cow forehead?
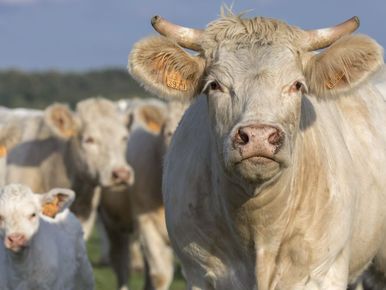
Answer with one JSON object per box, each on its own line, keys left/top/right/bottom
{"left": 81, "top": 120, "right": 127, "bottom": 138}
{"left": 0, "top": 185, "right": 39, "bottom": 215}
{"left": 201, "top": 15, "right": 304, "bottom": 59}
{"left": 208, "top": 46, "right": 302, "bottom": 86}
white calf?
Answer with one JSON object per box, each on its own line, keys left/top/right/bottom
{"left": 0, "top": 184, "right": 94, "bottom": 290}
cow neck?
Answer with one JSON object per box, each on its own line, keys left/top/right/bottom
{"left": 251, "top": 128, "right": 332, "bottom": 290}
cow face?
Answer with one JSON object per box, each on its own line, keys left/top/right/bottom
{"left": 45, "top": 98, "right": 134, "bottom": 187}
{"left": 202, "top": 45, "right": 305, "bottom": 185}
{"left": 129, "top": 13, "right": 383, "bottom": 192}
{"left": 0, "top": 184, "right": 74, "bottom": 253}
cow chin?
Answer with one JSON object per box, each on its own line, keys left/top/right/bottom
{"left": 234, "top": 157, "right": 282, "bottom": 184}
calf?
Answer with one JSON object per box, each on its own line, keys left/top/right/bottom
{"left": 0, "top": 184, "right": 94, "bottom": 290}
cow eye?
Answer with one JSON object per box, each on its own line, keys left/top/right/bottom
{"left": 29, "top": 213, "right": 37, "bottom": 219}
{"left": 84, "top": 137, "right": 95, "bottom": 144}
{"left": 294, "top": 81, "right": 303, "bottom": 91}
{"left": 209, "top": 80, "right": 221, "bottom": 91}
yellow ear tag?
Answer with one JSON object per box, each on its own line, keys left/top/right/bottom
{"left": 0, "top": 146, "right": 7, "bottom": 158}
{"left": 42, "top": 197, "right": 60, "bottom": 218}
{"left": 147, "top": 120, "right": 161, "bottom": 133}
{"left": 326, "top": 71, "right": 345, "bottom": 89}
{"left": 166, "top": 72, "right": 188, "bottom": 91}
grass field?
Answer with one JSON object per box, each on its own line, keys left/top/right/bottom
{"left": 87, "top": 230, "right": 186, "bottom": 290}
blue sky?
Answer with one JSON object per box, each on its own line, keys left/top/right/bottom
{"left": 0, "top": 0, "right": 385, "bottom": 71}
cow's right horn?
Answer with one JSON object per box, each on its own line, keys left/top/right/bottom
{"left": 303, "top": 16, "right": 360, "bottom": 51}
{"left": 151, "top": 15, "right": 203, "bottom": 51}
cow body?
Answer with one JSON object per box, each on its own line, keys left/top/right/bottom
{"left": 129, "top": 11, "right": 386, "bottom": 290}
{"left": 165, "top": 85, "right": 386, "bottom": 289}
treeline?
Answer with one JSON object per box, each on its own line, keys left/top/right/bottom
{"left": 0, "top": 68, "right": 149, "bottom": 109}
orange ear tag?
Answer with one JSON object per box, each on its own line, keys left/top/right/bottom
{"left": 147, "top": 121, "right": 161, "bottom": 133}
{"left": 42, "top": 197, "right": 60, "bottom": 218}
{"left": 0, "top": 146, "right": 7, "bottom": 158}
{"left": 326, "top": 71, "right": 345, "bottom": 89}
{"left": 166, "top": 72, "right": 188, "bottom": 91}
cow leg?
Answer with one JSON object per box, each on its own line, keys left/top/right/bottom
{"left": 104, "top": 222, "right": 130, "bottom": 290}
{"left": 138, "top": 214, "right": 174, "bottom": 290}
{"left": 96, "top": 213, "right": 110, "bottom": 266}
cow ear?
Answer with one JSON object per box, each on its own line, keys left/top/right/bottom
{"left": 0, "top": 122, "right": 21, "bottom": 157}
{"left": 137, "top": 104, "right": 167, "bottom": 134}
{"left": 40, "top": 188, "right": 75, "bottom": 218}
{"left": 44, "top": 104, "right": 79, "bottom": 139}
{"left": 129, "top": 36, "right": 205, "bottom": 101}
{"left": 304, "top": 35, "right": 384, "bottom": 99}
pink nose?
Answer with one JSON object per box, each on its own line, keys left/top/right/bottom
{"left": 112, "top": 167, "right": 134, "bottom": 185}
{"left": 5, "top": 233, "right": 27, "bottom": 249}
{"left": 233, "top": 125, "right": 284, "bottom": 158}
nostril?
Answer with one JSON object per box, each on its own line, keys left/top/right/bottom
{"left": 237, "top": 129, "right": 249, "bottom": 145}
{"left": 112, "top": 168, "right": 132, "bottom": 183}
{"left": 268, "top": 130, "right": 284, "bottom": 147}
{"left": 7, "top": 234, "right": 25, "bottom": 244}
{"left": 112, "top": 171, "right": 119, "bottom": 180}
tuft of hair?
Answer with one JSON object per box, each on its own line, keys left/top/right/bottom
{"left": 201, "top": 13, "right": 304, "bottom": 61}
{"left": 304, "top": 34, "right": 384, "bottom": 99}
{"left": 129, "top": 36, "right": 205, "bottom": 101}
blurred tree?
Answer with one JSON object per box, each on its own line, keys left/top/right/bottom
{"left": 0, "top": 68, "right": 149, "bottom": 109}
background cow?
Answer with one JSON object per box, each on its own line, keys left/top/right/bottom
{"left": 100, "top": 98, "right": 188, "bottom": 290}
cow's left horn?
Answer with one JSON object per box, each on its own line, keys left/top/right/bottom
{"left": 303, "top": 16, "right": 360, "bottom": 51}
{"left": 151, "top": 15, "right": 203, "bottom": 51}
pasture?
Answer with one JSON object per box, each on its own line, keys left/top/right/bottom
{"left": 87, "top": 229, "right": 186, "bottom": 290}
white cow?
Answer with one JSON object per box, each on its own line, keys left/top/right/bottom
{"left": 100, "top": 98, "right": 187, "bottom": 290}
{"left": 0, "top": 184, "right": 94, "bottom": 290}
{"left": 129, "top": 11, "right": 386, "bottom": 290}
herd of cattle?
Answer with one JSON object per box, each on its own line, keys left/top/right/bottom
{"left": 0, "top": 9, "right": 386, "bottom": 290}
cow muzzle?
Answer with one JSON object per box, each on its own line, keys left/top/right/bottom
{"left": 233, "top": 124, "right": 284, "bottom": 162}
{"left": 5, "top": 233, "right": 28, "bottom": 253}
{"left": 111, "top": 166, "right": 135, "bottom": 186}
{"left": 226, "top": 124, "right": 286, "bottom": 182}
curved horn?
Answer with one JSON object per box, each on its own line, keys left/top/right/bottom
{"left": 303, "top": 16, "right": 360, "bottom": 51}
{"left": 151, "top": 15, "right": 203, "bottom": 51}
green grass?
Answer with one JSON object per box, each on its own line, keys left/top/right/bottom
{"left": 87, "top": 230, "right": 186, "bottom": 290}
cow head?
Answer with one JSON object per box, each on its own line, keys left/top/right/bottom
{"left": 44, "top": 98, "right": 134, "bottom": 187}
{"left": 129, "top": 12, "right": 383, "bottom": 192}
{"left": 0, "top": 184, "right": 74, "bottom": 253}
